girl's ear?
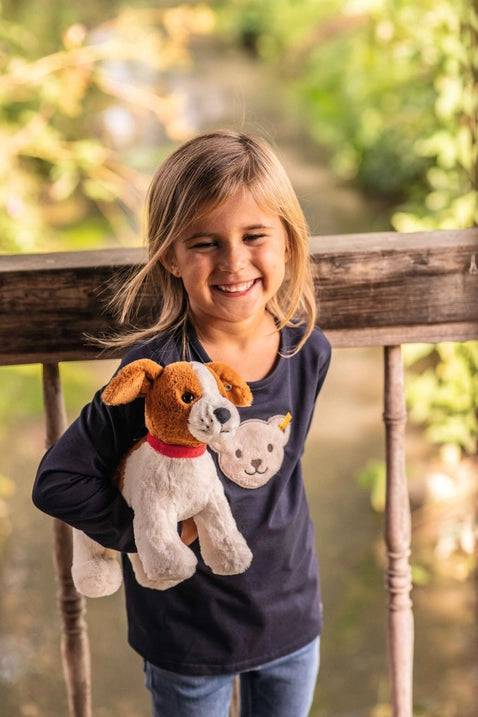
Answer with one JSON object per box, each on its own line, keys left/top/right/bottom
{"left": 159, "top": 251, "right": 181, "bottom": 277}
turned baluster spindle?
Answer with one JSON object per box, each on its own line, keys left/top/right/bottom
{"left": 42, "top": 363, "right": 92, "bottom": 717}
{"left": 383, "top": 346, "right": 414, "bottom": 717}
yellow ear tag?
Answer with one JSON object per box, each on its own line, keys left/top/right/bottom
{"left": 278, "top": 412, "right": 292, "bottom": 431}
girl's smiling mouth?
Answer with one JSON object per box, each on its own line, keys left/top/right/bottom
{"left": 214, "top": 279, "right": 259, "bottom": 294}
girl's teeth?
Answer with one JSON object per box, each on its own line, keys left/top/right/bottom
{"left": 217, "top": 280, "right": 254, "bottom": 293}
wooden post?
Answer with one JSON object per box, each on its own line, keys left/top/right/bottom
{"left": 383, "top": 346, "right": 414, "bottom": 717}
{"left": 42, "top": 363, "right": 92, "bottom": 717}
{"left": 229, "top": 676, "right": 240, "bottom": 717}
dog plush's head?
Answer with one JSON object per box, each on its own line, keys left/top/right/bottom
{"left": 102, "top": 359, "right": 252, "bottom": 447}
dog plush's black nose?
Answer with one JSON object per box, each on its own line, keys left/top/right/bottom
{"left": 214, "top": 407, "right": 231, "bottom": 425}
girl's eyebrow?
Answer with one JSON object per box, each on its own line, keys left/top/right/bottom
{"left": 183, "top": 224, "right": 272, "bottom": 242}
{"left": 183, "top": 231, "right": 215, "bottom": 243}
{"left": 243, "top": 224, "right": 272, "bottom": 232}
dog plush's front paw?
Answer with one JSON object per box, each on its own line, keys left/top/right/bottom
{"left": 216, "top": 540, "right": 253, "bottom": 576}
{"left": 72, "top": 556, "right": 123, "bottom": 598}
{"left": 229, "top": 541, "right": 253, "bottom": 574}
{"left": 202, "top": 533, "right": 253, "bottom": 576}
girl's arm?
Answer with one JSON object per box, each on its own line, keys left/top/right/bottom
{"left": 32, "top": 387, "right": 146, "bottom": 554}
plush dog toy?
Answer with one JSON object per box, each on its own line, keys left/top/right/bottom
{"left": 72, "top": 359, "right": 253, "bottom": 597}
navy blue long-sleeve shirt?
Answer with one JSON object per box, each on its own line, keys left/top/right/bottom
{"left": 33, "top": 324, "right": 331, "bottom": 675}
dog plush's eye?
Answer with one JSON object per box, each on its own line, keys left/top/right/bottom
{"left": 181, "top": 391, "right": 195, "bottom": 404}
{"left": 223, "top": 383, "right": 233, "bottom": 392}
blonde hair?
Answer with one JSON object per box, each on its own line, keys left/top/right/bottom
{"left": 106, "top": 130, "right": 317, "bottom": 355}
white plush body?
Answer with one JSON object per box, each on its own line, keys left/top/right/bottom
{"left": 72, "top": 360, "right": 253, "bottom": 598}
{"left": 126, "top": 441, "right": 251, "bottom": 590}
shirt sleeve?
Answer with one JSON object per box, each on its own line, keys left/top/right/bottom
{"left": 32, "top": 381, "right": 146, "bottom": 553}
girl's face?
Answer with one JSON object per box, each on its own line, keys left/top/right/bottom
{"left": 164, "top": 190, "right": 289, "bottom": 332}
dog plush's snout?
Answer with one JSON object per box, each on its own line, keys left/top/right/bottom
{"left": 214, "top": 407, "right": 232, "bottom": 426}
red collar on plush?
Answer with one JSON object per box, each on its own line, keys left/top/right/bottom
{"left": 146, "top": 433, "right": 207, "bottom": 458}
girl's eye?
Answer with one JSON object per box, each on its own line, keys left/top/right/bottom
{"left": 244, "top": 233, "right": 264, "bottom": 242}
{"left": 181, "top": 392, "right": 195, "bottom": 404}
{"left": 191, "top": 240, "right": 218, "bottom": 249}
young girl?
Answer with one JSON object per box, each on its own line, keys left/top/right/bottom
{"left": 33, "top": 130, "right": 331, "bottom": 717}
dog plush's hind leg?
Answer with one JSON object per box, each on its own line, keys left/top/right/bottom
{"left": 131, "top": 494, "right": 197, "bottom": 585}
{"left": 72, "top": 529, "right": 122, "bottom": 598}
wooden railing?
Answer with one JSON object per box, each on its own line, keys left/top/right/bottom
{"left": 1, "top": 228, "right": 477, "bottom": 717}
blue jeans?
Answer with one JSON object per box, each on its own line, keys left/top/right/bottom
{"left": 144, "top": 637, "right": 319, "bottom": 717}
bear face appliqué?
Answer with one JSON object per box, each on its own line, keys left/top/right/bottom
{"left": 211, "top": 414, "right": 291, "bottom": 489}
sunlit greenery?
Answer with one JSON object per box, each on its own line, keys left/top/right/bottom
{"left": 404, "top": 342, "right": 478, "bottom": 454}
{"left": 3, "top": 0, "right": 476, "bottom": 243}
{"left": 0, "top": 1, "right": 214, "bottom": 253}
{"left": 216, "top": 0, "right": 478, "bottom": 229}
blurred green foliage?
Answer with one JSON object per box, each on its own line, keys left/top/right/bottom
{"left": 0, "top": 363, "right": 106, "bottom": 424}
{"left": 404, "top": 342, "right": 478, "bottom": 454}
{"left": 357, "top": 458, "right": 386, "bottom": 512}
{"left": 217, "top": 0, "right": 477, "bottom": 228}
{"left": 0, "top": 1, "right": 214, "bottom": 253}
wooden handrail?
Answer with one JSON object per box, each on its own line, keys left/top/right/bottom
{"left": 2, "top": 228, "right": 477, "bottom": 716}
{"left": 0, "top": 228, "right": 477, "bottom": 365}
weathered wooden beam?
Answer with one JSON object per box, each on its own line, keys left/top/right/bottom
{"left": 0, "top": 248, "right": 143, "bottom": 365}
{"left": 0, "top": 228, "right": 477, "bottom": 365}
{"left": 311, "top": 228, "right": 478, "bottom": 346}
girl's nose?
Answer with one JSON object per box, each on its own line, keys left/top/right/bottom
{"left": 217, "top": 243, "right": 247, "bottom": 272}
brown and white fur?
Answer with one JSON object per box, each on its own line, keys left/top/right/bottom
{"left": 72, "top": 359, "right": 253, "bottom": 597}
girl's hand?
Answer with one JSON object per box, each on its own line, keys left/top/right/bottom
{"left": 180, "top": 518, "right": 198, "bottom": 545}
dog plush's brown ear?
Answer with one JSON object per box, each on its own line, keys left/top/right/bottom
{"left": 102, "top": 359, "right": 163, "bottom": 405}
{"left": 206, "top": 362, "right": 253, "bottom": 407}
